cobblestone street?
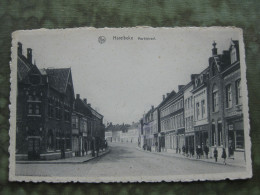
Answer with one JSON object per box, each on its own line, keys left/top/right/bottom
{"left": 15, "top": 142, "right": 245, "bottom": 177}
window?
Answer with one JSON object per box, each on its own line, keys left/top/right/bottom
{"left": 212, "top": 84, "right": 219, "bottom": 112}
{"left": 236, "top": 79, "right": 242, "bottom": 105}
{"left": 196, "top": 102, "right": 200, "bottom": 120}
{"left": 226, "top": 84, "right": 232, "bottom": 108}
{"left": 35, "top": 104, "right": 40, "bottom": 115}
{"left": 231, "top": 46, "right": 237, "bottom": 64}
{"left": 201, "top": 100, "right": 205, "bottom": 118}
{"left": 236, "top": 130, "right": 244, "bottom": 149}
{"left": 28, "top": 104, "right": 33, "bottom": 114}
{"left": 72, "top": 116, "right": 79, "bottom": 128}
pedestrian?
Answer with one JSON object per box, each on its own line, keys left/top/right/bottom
{"left": 214, "top": 147, "right": 218, "bottom": 162}
{"left": 196, "top": 146, "right": 201, "bottom": 159}
{"left": 221, "top": 147, "right": 227, "bottom": 165}
{"left": 204, "top": 145, "right": 209, "bottom": 159}
{"left": 182, "top": 145, "right": 185, "bottom": 155}
{"left": 155, "top": 141, "right": 158, "bottom": 152}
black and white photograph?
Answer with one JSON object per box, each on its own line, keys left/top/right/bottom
{"left": 9, "top": 27, "right": 252, "bottom": 182}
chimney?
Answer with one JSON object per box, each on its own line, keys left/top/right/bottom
{"left": 178, "top": 85, "right": 184, "bottom": 91}
{"left": 18, "top": 42, "right": 22, "bottom": 56}
{"left": 27, "top": 48, "right": 32, "bottom": 64}
{"left": 163, "top": 95, "right": 165, "bottom": 100}
{"left": 212, "top": 41, "right": 217, "bottom": 56}
{"left": 76, "top": 94, "right": 80, "bottom": 99}
{"left": 83, "top": 98, "right": 87, "bottom": 104}
{"left": 152, "top": 105, "right": 154, "bottom": 110}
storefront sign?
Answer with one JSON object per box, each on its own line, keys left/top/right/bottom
{"left": 194, "top": 124, "right": 208, "bottom": 132}
{"left": 228, "top": 124, "right": 234, "bottom": 130}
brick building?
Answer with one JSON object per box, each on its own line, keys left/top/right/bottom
{"left": 222, "top": 40, "right": 244, "bottom": 160}
{"left": 16, "top": 42, "right": 75, "bottom": 160}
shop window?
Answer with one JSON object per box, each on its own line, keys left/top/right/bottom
{"left": 236, "top": 130, "right": 244, "bottom": 149}
{"left": 212, "top": 84, "right": 219, "bottom": 112}
{"left": 236, "top": 79, "right": 242, "bottom": 105}
{"left": 226, "top": 84, "right": 232, "bottom": 108}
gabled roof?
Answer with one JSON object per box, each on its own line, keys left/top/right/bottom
{"left": 17, "top": 55, "right": 34, "bottom": 82}
{"left": 74, "top": 98, "right": 92, "bottom": 118}
{"left": 44, "top": 68, "right": 71, "bottom": 94}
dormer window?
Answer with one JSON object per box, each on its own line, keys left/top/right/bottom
{"left": 231, "top": 46, "right": 237, "bottom": 64}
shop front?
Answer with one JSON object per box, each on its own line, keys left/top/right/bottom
{"left": 185, "top": 132, "right": 195, "bottom": 156}
{"left": 194, "top": 124, "right": 209, "bottom": 149}
{"left": 226, "top": 118, "right": 245, "bottom": 160}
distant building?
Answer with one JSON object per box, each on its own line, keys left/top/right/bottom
{"left": 16, "top": 42, "right": 75, "bottom": 160}
{"left": 105, "top": 131, "right": 112, "bottom": 142}
{"left": 183, "top": 81, "right": 195, "bottom": 154}
{"left": 143, "top": 106, "right": 155, "bottom": 150}
{"left": 120, "top": 122, "right": 139, "bottom": 143}
{"left": 158, "top": 88, "right": 185, "bottom": 153}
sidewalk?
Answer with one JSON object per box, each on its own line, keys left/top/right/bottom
{"left": 16, "top": 149, "right": 110, "bottom": 164}
{"left": 136, "top": 147, "right": 246, "bottom": 168}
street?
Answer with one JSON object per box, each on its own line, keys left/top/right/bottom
{"left": 15, "top": 142, "right": 245, "bottom": 177}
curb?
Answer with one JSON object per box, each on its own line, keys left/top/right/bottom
{"left": 16, "top": 149, "right": 110, "bottom": 165}
{"left": 136, "top": 147, "right": 246, "bottom": 168}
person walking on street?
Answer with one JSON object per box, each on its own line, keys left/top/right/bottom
{"left": 214, "top": 147, "right": 218, "bottom": 162}
{"left": 222, "top": 147, "right": 227, "bottom": 165}
{"left": 204, "top": 145, "right": 209, "bottom": 159}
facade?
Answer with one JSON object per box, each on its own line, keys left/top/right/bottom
{"left": 16, "top": 42, "right": 75, "bottom": 160}
{"left": 222, "top": 40, "right": 244, "bottom": 160}
{"left": 139, "top": 40, "right": 245, "bottom": 161}
{"left": 120, "top": 122, "right": 139, "bottom": 143}
{"left": 208, "top": 41, "right": 229, "bottom": 157}
{"left": 159, "top": 87, "right": 185, "bottom": 153}
{"left": 105, "top": 131, "right": 112, "bottom": 142}
{"left": 138, "top": 119, "right": 144, "bottom": 148}
{"left": 71, "top": 94, "right": 93, "bottom": 156}
{"left": 143, "top": 107, "right": 155, "bottom": 149}
{"left": 183, "top": 81, "right": 195, "bottom": 154}
{"left": 191, "top": 69, "right": 210, "bottom": 152}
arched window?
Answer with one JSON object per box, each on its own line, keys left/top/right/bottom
{"left": 212, "top": 84, "right": 219, "bottom": 112}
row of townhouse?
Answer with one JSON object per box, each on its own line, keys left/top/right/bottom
{"left": 16, "top": 42, "right": 105, "bottom": 160}
{"left": 140, "top": 40, "right": 245, "bottom": 160}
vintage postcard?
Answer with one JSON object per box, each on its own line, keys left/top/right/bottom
{"left": 9, "top": 27, "right": 252, "bottom": 182}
